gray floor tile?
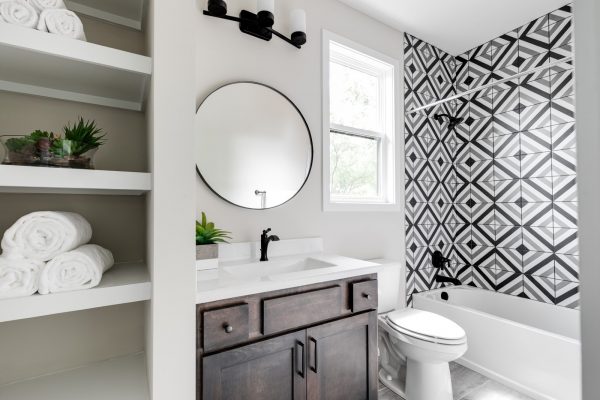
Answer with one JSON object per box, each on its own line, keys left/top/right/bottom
{"left": 461, "top": 380, "right": 534, "bottom": 400}
{"left": 378, "top": 385, "right": 402, "bottom": 400}
{"left": 450, "top": 363, "right": 489, "bottom": 399}
{"left": 377, "top": 362, "right": 534, "bottom": 400}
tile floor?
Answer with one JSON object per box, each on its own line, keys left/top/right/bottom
{"left": 378, "top": 362, "right": 534, "bottom": 400}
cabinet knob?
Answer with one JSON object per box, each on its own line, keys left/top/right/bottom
{"left": 363, "top": 293, "right": 371, "bottom": 300}
{"left": 223, "top": 323, "right": 233, "bottom": 333}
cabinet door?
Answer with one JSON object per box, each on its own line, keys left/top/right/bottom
{"left": 306, "top": 312, "right": 377, "bottom": 400}
{"left": 203, "top": 330, "right": 306, "bottom": 400}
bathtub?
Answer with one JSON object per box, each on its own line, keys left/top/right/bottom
{"left": 413, "top": 286, "right": 581, "bottom": 400}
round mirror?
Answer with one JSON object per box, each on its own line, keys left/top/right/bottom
{"left": 195, "top": 82, "right": 313, "bottom": 209}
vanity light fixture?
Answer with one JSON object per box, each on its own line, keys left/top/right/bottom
{"left": 204, "top": 0, "right": 307, "bottom": 49}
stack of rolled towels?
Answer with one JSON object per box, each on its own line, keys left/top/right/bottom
{"left": 0, "top": 211, "right": 114, "bottom": 299}
{"left": 0, "top": 0, "right": 86, "bottom": 41}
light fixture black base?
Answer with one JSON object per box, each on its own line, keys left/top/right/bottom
{"left": 207, "top": 0, "right": 227, "bottom": 16}
{"left": 239, "top": 10, "right": 272, "bottom": 41}
{"left": 257, "top": 10, "right": 274, "bottom": 27}
{"left": 291, "top": 31, "right": 307, "bottom": 46}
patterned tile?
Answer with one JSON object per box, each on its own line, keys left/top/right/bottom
{"left": 550, "top": 70, "right": 574, "bottom": 99}
{"left": 495, "top": 225, "right": 522, "bottom": 249}
{"left": 403, "top": 5, "right": 578, "bottom": 308}
{"left": 552, "top": 175, "right": 577, "bottom": 201}
{"left": 523, "top": 275, "right": 555, "bottom": 305}
{"left": 555, "top": 279, "right": 579, "bottom": 308}
{"left": 521, "top": 177, "right": 553, "bottom": 203}
{"left": 494, "top": 156, "right": 520, "bottom": 180}
{"left": 494, "top": 179, "right": 521, "bottom": 203}
{"left": 496, "top": 247, "right": 523, "bottom": 273}
{"left": 521, "top": 202, "right": 554, "bottom": 227}
{"left": 555, "top": 253, "right": 579, "bottom": 282}
{"left": 520, "top": 152, "right": 552, "bottom": 179}
{"left": 522, "top": 226, "right": 554, "bottom": 253}
{"left": 551, "top": 122, "right": 576, "bottom": 151}
{"left": 495, "top": 271, "right": 523, "bottom": 295}
{"left": 522, "top": 251, "right": 555, "bottom": 278}
{"left": 520, "top": 127, "right": 552, "bottom": 155}
{"left": 494, "top": 133, "right": 520, "bottom": 158}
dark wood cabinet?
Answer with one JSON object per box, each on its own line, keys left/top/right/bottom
{"left": 197, "top": 275, "right": 378, "bottom": 400}
{"left": 306, "top": 312, "right": 378, "bottom": 400}
{"left": 203, "top": 330, "right": 306, "bottom": 400}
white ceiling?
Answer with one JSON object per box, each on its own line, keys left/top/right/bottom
{"left": 338, "top": 0, "right": 571, "bottom": 56}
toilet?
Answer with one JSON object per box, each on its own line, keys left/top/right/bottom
{"left": 374, "top": 261, "right": 468, "bottom": 400}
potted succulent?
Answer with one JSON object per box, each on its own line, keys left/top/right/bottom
{"left": 0, "top": 117, "right": 106, "bottom": 169}
{"left": 196, "top": 212, "right": 231, "bottom": 262}
{"left": 50, "top": 117, "right": 106, "bottom": 169}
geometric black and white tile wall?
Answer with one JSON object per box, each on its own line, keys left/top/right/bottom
{"left": 404, "top": 4, "right": 578, "bottom": 308}
{"left": 404, "top": 32, "right": 462, "bottom": 307}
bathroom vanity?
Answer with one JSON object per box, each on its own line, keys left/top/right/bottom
{"left": 195, "top": 240, "right": 383, "bottom": 400}
{"left": 197, "top": 274, "right": 378, "bottom": 399}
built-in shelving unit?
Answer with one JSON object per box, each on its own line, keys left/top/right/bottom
{"left": 0, "top": 352, "right": 149, "bottom": 400}
{"left": 0, "top": 23, "right": 151, "bottom": 111}
{"left": 0, "top": 3, "right": 158, "bottom": 397}
{"left": 0, "top": 263, "right": 151, "bottom": 323}
{"left": 0, "top": 165, "right": 151, "bottom": 195}
{"left": 65, "top": 0, "right": 147, "bottom": 31}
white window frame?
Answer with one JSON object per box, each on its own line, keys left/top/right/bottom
{"left": 322, "top": 30, "right": 402, "bottom": 212}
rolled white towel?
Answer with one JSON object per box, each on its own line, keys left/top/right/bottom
{"left": 0, "top": 0, "right": 38, "bottom": 28}
{"left": 38, "top": 244, "right": 114, "bottom": 294}
{"left": 24, "top": 0, "right": 65, "bottom": 14}
{"left": 37, "top": 8, "right": 86, "bottom": 40}
{"left": 1, "top": 211, "right": 92, "bottom": 262}
{"left": 0, "top": 255, "right": 44, "bottom": 299}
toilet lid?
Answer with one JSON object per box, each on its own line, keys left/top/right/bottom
{"left": 386, "top": 309, "right": 466, "bottom": 344}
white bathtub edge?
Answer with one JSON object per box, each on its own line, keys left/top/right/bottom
{"left": 456, "top": 358, "right": 555, "bottom": 400}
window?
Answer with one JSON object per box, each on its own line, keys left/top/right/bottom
{"left": 323, "top": 31, "right": 399, "bottom": 211}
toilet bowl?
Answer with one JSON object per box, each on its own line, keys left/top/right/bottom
{"left": 378, "top": 308, "right": 467, "bottom": 400}
{"left": 369, "top": 260, "right": 468, "bottom": 400}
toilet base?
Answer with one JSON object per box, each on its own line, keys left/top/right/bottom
{"left": 405, "top": 358, "right": 453, "bottom": 400}
{"left": 378, "top": 367, "right": 406, "bottom": 398}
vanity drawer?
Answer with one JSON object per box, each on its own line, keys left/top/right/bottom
{"left": 351, "top": 280, "right": 378, "bottom": 312}
{"left": 262, "top": 286, "right": 342, "bottom": 335}
{"left": 202, "top": 303, "right": 249, "bottom": 352}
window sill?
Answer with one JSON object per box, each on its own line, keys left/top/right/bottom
{"left": 323, "top": 201, "right": 402, "bottom": 212}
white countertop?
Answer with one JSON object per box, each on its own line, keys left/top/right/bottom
{"left": 196, "top": 252, "right": 382, "bottom": 304}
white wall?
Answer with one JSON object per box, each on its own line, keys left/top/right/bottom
{"left": 573, "top": 1, "right": 600, "bottom": 398}
{"left": 0, "top": 303, "right": 145, "bottom": 386}
{"left": 146, "top": 0, "right": 197, "bottom": 399}
{"left": 195, "top": 0, "right": 405, "bottom": 261}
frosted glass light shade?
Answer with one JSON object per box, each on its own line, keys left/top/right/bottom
{"left": 290, "top": 9, "right": 306, "bottom": 33}
{"left": 257, "top": 0, "right": 274, "bottom": 13}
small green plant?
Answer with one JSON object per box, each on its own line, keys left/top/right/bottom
{"left": 53, "top": 117, "right": 106, "bottom": 157}
{"left": 5, "top": 136, "right": 33, "bottom": 152}
{"left": 196, "top": 212, "right": 231, "bottom": 245}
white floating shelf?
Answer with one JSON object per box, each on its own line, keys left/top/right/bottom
{"left": 65, "top": 0, "right": 147, "bottom": 31}
{"left": 0, "top": 352, "right": 149, "bottom": 400}
{"left": 0, "top": 23, "right": 151, "bottom": 111}
{"left": 0, "top": 165, "right": 151, "bottom": 195}
{"left": 0, "top": 263, "right": 151, "bottom": 323}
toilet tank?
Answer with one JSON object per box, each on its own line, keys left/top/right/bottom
{"left": 369, "top": 259, "right": 403, "bottom": 313}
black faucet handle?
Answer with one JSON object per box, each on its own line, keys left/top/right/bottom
{"left": 262, "top": 228, "right": 272, "bottom": 235}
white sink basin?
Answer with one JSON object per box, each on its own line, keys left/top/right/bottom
{"left": 217, "top": 253, "right": 379, "bottom": 283}
{"left": 221, "top": 256, "right": 337, "bottom": 280}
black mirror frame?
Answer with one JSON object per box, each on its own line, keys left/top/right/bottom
{"left": 195, "top": 81, "right": 314, "bottom": 210}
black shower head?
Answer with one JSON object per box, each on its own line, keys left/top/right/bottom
{"left": 434, "top": 113, "right": 463, "bottom": 130}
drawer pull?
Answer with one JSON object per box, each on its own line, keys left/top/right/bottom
{"left": 223, "top": 323, "right": 233, "bottom": 333}
{"left": 363, "top": 293, "right": 371, "bottom": 300}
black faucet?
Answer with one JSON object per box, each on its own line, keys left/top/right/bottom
{"left": 260, "top": 228, "right": 280, "bottom": 262}
{"left": 432, "top": 251, "right": 461, "bottom": 286}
